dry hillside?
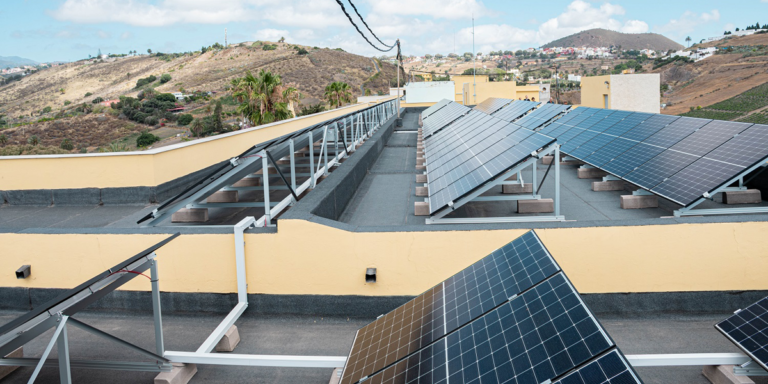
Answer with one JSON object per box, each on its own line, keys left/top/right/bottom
{"left": 656, "top": 33, "right": 768, "bottom": 115}
{"left": 0, "top": 41, "right": 402, "bottom": 119}
{"left": 542, "top": 28, "right": 683, "bottom": 51}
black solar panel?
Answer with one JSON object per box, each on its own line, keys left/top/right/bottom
{"left": 669, "top": 120, "right": 753, "bottom": 157}
{"left": 474, "top": 98, "right": 513, "bottom": 115}
{"left": 340, "top": 231, "right": 561, "bottom": 384}
{"left": 623, "top": 151, "right": 699, "bottom": 190}
{"left": 705, "top": 124, "right": 768, "bottom": 167}
{"left": 422, "top": 99, "right": 453, "bottom": 119}
{"left": 494, "top": 100, "right": 540, "bottom": 122}
{"left": 358, "top": 272, "right": 617, "bottom": 384}
{"left": 554, "top": 349, "right": 642, "bottom": 384}
{"left": 602, "top": 144, "right": 665, "bottom": 178}
{"left": 651, "top": 157, "right": 746, "bottom": 206}
{"left": 716, "top": 297, "right": 768, "bottom": 372}
{"left": 642, "top": 116, "right": 709, "bottom": 147}
{"left": 423, "top": 103, "right": 472, "bottom": 138}
{"left": 561, "top": 111, "right": 631, "bottom": 154}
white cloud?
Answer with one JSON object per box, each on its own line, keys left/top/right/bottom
{"left": 654, "top": 9, "right": 720, "bottom": 38}
{"left": 254, "top": 28, "right": 289, "bottom": 42}
{"left": 366, "top": 0, "right": 491, "bottom": 20}
{"left": 536, "top": 0, "right": 648, "bottom": 44}
{"left": 120, "top": 31, "right": 133, "bottom": 40}
{"left": 96, "top": 30, "right": 111, "bottom": 39}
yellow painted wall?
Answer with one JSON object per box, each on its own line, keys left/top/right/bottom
{"left": 515, "top": 85, "right": 541, "bottom": 101}
{"left": 581, "top": 75, "right": 611, "bottom": 109}
{"left": 452, "top": 75, "right": 489, "bottom": 104}
{"left": 3, "top": 220, "right": 768, "bottom": 296}
{"left": 0, "top": 99, "right": 394, "bottom": 191}
{"left": 402, "top": 102, "right": 437, "bottom": 108}
{"left": 472, "top": 82, "right": 516, "bottom": 105}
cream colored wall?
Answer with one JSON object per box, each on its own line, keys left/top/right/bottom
{"left": 3, "top": 220, "right": 768, "bottom": 296}
{"left": 0, "top": 99, "right": 393, "bottom": 191}
{"left": 580, "top": 75, "right": 611, "bottom": 109}
{"left": 515, "top": 85, "right": 541, "bottom": 101}
{"left": 610, "top": 74, "right": 661, "bottom": 114}
{"left": 452, "top": 75, "right": 488, "bottom": 104}
{"left": 472, "top": 82, "right": 516, "bottom": 105}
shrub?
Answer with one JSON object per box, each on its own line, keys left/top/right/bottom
{"left": 28, "top": 135, "right": 40, "bottom": 146}
{"left": 135, "top": 75, "right": 157, "bottom": 88}
{"left": 136, "top": 131, "right": 160, "bottom": 147}
{"left": 160, "top": 74, "right": 172, "bottom": 83}
{"left": 298, "top": 103, "right": 326, "bottom": 116}
{"left": 144, "top": 116, "right": 159, "bottom": 126}
{"left": 297, "top": 48, "right": 309, "bottom": 55}
{"left": 155, "top": 93, "right": 177, "bottom": 103}
{"left": 64, "top": 100, "right": 72, "bottom": 106}
{"left": 84, "top": 92, "right": 93, "bottom": 97}
{"left": 177, "top": 114, "right": 194, "bottom": 126}
{"left": 262, "top": 44, "right": 277, "bottom": 51}
{"left": 60, "top": 139, "right": 74, "bottom": 150}
{"left": 0, "top": 134, "right": 7, "bottom": 146}
{"left": 91, "top": 97, "right": 104, "bottom": 104}
{"left": 41, "top": 106, "right": 52, "bottom": 114}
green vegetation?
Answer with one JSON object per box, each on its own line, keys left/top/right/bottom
{"left": 679, "top": 109, "right": 745, "bottom": 120}
{"left": 91, "top": 97, "right": 104, "bottom": 104}
{"left": 262, "top": 44, "right": 277, "bottom": 51}
{"left": 230, "top": 69, "right": 300, "bottom": 126}
{"left": 177, "top": 114, "right": 194, "bottom": 126}
{"left": 84, "top": 92, "right": 93, "bottom": 97}
{"left": 160, "top": 74, "right": 172, "bottom": 83}
{"left": 27, "top": 135, "right": 39, "bottom": 146}
{"left": 135, "top": 75, "right": 157, "bottom": 88}
{"left": 298, "top": 103, "right": 326, "bottom": 117}
{"left": 297, "top": 48, "right": 309, "bottom": 55}
{"left": 41, "top": 106, "right": 52, "bottom": 114}
{"left": 111, "top": 93, "right": 178, "bottom": 126}
{"left": 653, "top": 55, "right": 693, "bottom": 69}
{"left": 64, "top": 100, "right": 72, "bottom": 106}
{"left": 136, "top": 131, "right": 160, "bottom": 147}
{"left": 60, "top": 138, "right": 74, "bottom": 150}
{"left": 0, "top": 134, "right": 7, "bottom": 146}
{"left": 707, "top": 82, "right": 768, "bottom": 112}
{"left": 324, "top": 81, "right": 352, "bottom": 109}
{"left": 0, "top": 145, "right": 70, "bottom": 156}
{"left": 738, "top": 111, "right": 768, "bottom": 124}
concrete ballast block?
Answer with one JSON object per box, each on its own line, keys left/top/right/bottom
{"left": 172, "top": 208, "right": 209, "bottom": 223}
{"left": 503, "top": 183, "right": 533, "bottom": 194}
{"left": 518, "top": 199, "right": 554, "bottom": 213}
{"left": 416, "top": 164, "right": 426, "bottom": 170}
{"left": 702, "top": 365, "right": 754, "bottom": 384}
{"left": 416, "top": 174, "right": 427, "bottom": 183}
{"left": 214, "top": 325, "right": 241, "bottom": 352}
{"left": 415, "top": 186, "right": 428, "bottom": 197}
{"left": 723, "top": 189, "right": 762, "bottom": 205}
{"left": 232, "top": 177, "right": 260, "bottom": 187}
{"left": 592, "top": 180, "right": 624, "bottom": 191}
{"left": 577, "top": 168, "right": 608, "bottom": 179}
{"left": 206, "top": 190, "right": 238, "bottom": 203}
{"left": 416, "top": 157, "right": 426, "bottom": 166}
{"left": 328, "top": 368, "right": 343, "bottom": 384}
{"left": 154, "top": 363, "right": 198, "bottom": 384}
{"left": 414, "top": 202, "right": 430, "bottom": 216}
{"left": 542, "top": 155, "right": 554, "bottom": 165}
{"left": 506, "top": 174, "right": 518, "bottom": 181}
{"left": 0, "top": 347, "right": 22, "bottom": 380}
{"left": 620, "top": 195, "right": 658, "bottom": 209}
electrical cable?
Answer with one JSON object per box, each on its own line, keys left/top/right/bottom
{"left": 108, "top": 269, "right": 151, "bottom": 280}
{"left": 334, "top": 0, "right": 396, "bottom": 52}
{"left": 347, "top": 0, "right": 395, "bottom": 49}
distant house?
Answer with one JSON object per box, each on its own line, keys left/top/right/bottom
{"left": 100, "top": 99, "right": 120, "bottom": 107}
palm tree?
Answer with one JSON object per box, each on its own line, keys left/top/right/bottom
{"left": 685, "top": 36, "right": 692, "bottom": 48}
{"left": 323, "top": 82, "right": 353, "bottom": 109}
{"left": 190, "top": 118, "right": 204, "bottom": 137}
{"left": 230, "top": 69, "right": 301, "bottom": 126}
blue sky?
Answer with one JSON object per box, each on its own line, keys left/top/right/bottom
{"left": 2, "top": 0, "right": 766, "bottom": 63}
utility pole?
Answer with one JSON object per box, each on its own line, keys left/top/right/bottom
{"left": 472, "top": 15, "right": 476, "bottom": 105}
{"left": 396, "top": 39, "right": 401, "bottom": 119}
{"left": 225, "top": 28, "right": 227, "bottom": 47}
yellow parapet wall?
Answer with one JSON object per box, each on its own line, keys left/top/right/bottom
{"left": 0, "top": 99, "right": 393, "bottom": 191}
{"left": 2, "top": 220, "right": 768, "bottom": 296}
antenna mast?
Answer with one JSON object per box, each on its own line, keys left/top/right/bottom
{"left": 472, "top": 15, "right": 476, "bottom": 105}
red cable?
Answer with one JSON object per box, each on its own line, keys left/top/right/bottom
{"left": 108, "top": 269, "right": 151, "bottom": 280}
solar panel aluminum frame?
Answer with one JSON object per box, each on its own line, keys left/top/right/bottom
{"left": 140, "top": 100, "right": 398, "bottom": 226}
{"left": 673, "top": 160, "right": 768, "bottom": 217}
{"left": 425, "top": 143, "right": 564, "bottom": 225}
{"left": 715, "top": 300, "right": 768, "bottom": 373}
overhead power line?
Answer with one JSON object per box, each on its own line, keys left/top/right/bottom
{"left": 347, "top": 0, "right": 395, "bottom": 49}
{"left": 334, "top": 0, "right": 396, "bottom": 52}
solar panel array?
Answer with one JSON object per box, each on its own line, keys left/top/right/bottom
{"left": 537, "top": 107, "right": 768, "bottom": 206}
{"left": 422, "top": 99, "right": 453, "bottom": 120}
{"left": 473, "top": 98, "right": 513, "bottom": 115}
{"left": 716, "top": 297, "right": 768, "bottom": 372}
{"left": 340, "top": 231, "right": 641, "bottom": 384}
{"left": 511, "top": 103, "right": 571, "bottom": 130}
{"left": 422, "top": 102, "right": 472, "bottom": 138}
{"left": 422, "top": 106, "right": 556, "bottom": 215}
{"left": 493, "top": 100, "right": 540, "bottom": 122}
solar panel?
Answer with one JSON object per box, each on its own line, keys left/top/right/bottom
{"left": 669, "top": 120, "right": 753, "bottom": 157}
{"left": 339, "top": 231, "right": 561, "bottom": 384}
{"left": 601, "top": 143, "right": 666, "bottom": 178}
{"left": 641, "top": 116, "right": 709, "bottom": 147}
{"left": 422, "top": 99, "right": 453, "bottom": 119}
{"left": 560, "top": 111, "right": 631, "bottom": 154}
{"left": 513, "top": 104, "right": 570, "bottom": 130}
{"left": 705, "top": 124, "right": 768, "bottom": 167}
{"left": 422, "top": 103, "right": 472, "bottom": 138}
{"left": 716, "top": 297, "right": 768, "bottom": 372}
{"left": 651, "top": 157, "right": 745, "bottom": 205}
{"left": 554, "top": 349, "right": 642, "bottom": 384}
{"left": 494, "top": 100, "right": 540, "bottom": 122}
{"left": 355, "top": 272, "right": 620, "bottom": 384}
{"left": 623, "top": 151, "right": 699, "bottom": 190}
{"left": 474, "top": 98, "right": 513, "bottom": 115}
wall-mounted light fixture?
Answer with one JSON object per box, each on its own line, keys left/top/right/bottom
{"left": 365, "top": 268, "right": 377, "bottom": 283}
{"left": 16, "top": 265, "right": 31, "bottom": 279}
{"left": 604, "top": 81, "right": 610, "bottom": 89}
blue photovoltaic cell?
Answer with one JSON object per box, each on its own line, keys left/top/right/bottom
{"left": 360, "top": 272, "right": 615, "bottom": 384}
{"left": 584, "top": 138, "right": 638, "bottom": 168}
{"left": 716, "top": 297, "right": 768, "bottom": 372}
{"left": 601, "top": 113, "right": 653, "bottom": 137}
{"left": 668, "top": 120, "right": 753, "bottom": 157}
{"left": 705, "top": 124, "right": 768, "bottom": 167}
{"left": 474, "top": 98, "right": 512, "bottom": 115}
{"left": 619, "top": 114, "right": 679, "bottom": 142}
{"left": 494, "top": 101, "right": 540, "bottom": 122}
{"left": 651, "top": 157, "right": 745, "bottom": 206}
{"left": 623, "top": 151, "right": 699, "bottom": 190}
{"left": 641, "top": 116, "right": 708, "bottom": 147}
{"left": 602, "top": 144, "right": 665, "bottom": 177}
{"left": 553, "top": 350, "right": 642, "bottom": 384}
{"left": 561, "top": 111, "right": 629, "bottom": 154}
{"left": 422, "top": 99, "right": 452, "bottom": 119}
{"left": 340, "top": 231, "right": 561, "bottom": 384}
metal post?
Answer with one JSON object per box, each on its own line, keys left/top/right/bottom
{"left": 289, "top": 139, "right": 296, "bottom": 197}
{"left": 150, "top": 259, "right": 164, "bottom": 357}
{"left": 554, "top": 145, "right": 561, "bottom": 216}
{"left": 343, "top": 119, "right": 349, "bottom": 152}
{"left": 261, "top": 151, "right": 271, "bottom": 225}
{"left": 28, "top": 315, "right": 69, "bottom": 384}
{"left": 322, "top": 127, "right": 329, "bottom": 176}
{"left": 57, "top": 321, "right": 71, "bottom": 384}
{"left": 396, "top": 39, "right": 401, "bottom": 119}
{"left": 308, "top": 132, "right": 315, "bottom": 189}
{"left": 234, "top": 217, "right": 253, "bottom": 304}
{"left": 531, "top": 162, "right": 538, "bottom": 197}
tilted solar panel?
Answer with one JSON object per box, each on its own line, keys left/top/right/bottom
{"left": 422, "top": 99, "right": 453, "bottom": 119}
{"left": 553, "top": 349, "right": 642, "bottom": 384}
{"left": 494, "top": 100, "right": 540, "bottom": 122}
{"left": 716, "top": 296, "right": 768, "bottom": 372}
{"left": 473, "top": 98, "right": 513, "bottom": 115}
{"left": 339, "top": 231, "right": 561, "bottom": 384}
{"left": 560, "top": 111, "right": 632, "bottom": 154}
{"left": 422, "top": 103, "right": 472, "bottom": 138}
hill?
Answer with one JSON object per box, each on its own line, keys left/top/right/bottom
{"left": 0, "top": 41, "right": 401, "bottom": 119}
{"left": 0, "top": 56, "right": 39, "bottom": 68}
{"left": 656, "top": 33, "right": 768, "bottom": 115}
{"left": 542, "top": 28, "right": 683, "bottom": 51}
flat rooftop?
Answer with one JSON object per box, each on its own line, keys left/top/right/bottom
{"left": 0, "top": 308, "right": 764, "bottom": 384}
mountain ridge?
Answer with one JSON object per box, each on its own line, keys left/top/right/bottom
{"left": 542, "top": 28, "right": 684, "bottom": 51}
{"left": 0, "top": 56, "right": 39, "bottom": 69}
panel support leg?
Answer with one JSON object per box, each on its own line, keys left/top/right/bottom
{"left": 57, "top": 320, "right": 71, "bottom": 384}
{"left": 261, "top": 151, "right": 271, "bottom": 226}
{"left": 150, "top": 259, "right": 164, "bottom": 357}
{"left": 28, "top": 315, "right": 69, "bottom": 384}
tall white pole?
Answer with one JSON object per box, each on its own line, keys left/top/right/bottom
{"left": 396, "top": 39, "right": 401, "bottom": 118}
{"left": 472, "top": 16, "right": 476, "bottom": 105}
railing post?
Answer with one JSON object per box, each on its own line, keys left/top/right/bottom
{"left": 261, "top": 151, "right": 271, "bottom": 225}
{"left": 150, "top": 258, "right": 164, "bottom": 356}
{"left": 308, "top": 131, "right": 315, "bottom": 189}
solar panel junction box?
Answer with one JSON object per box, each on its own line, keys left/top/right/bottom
{"left": 15, "top": 265, "right": 30, "bottom": 279}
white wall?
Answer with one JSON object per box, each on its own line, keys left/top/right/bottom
{"left": 404, "top": 81, "right": 455, "bottom": 103}
{"left": 609, "top": 74, "right": 660, "bottom": 114}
